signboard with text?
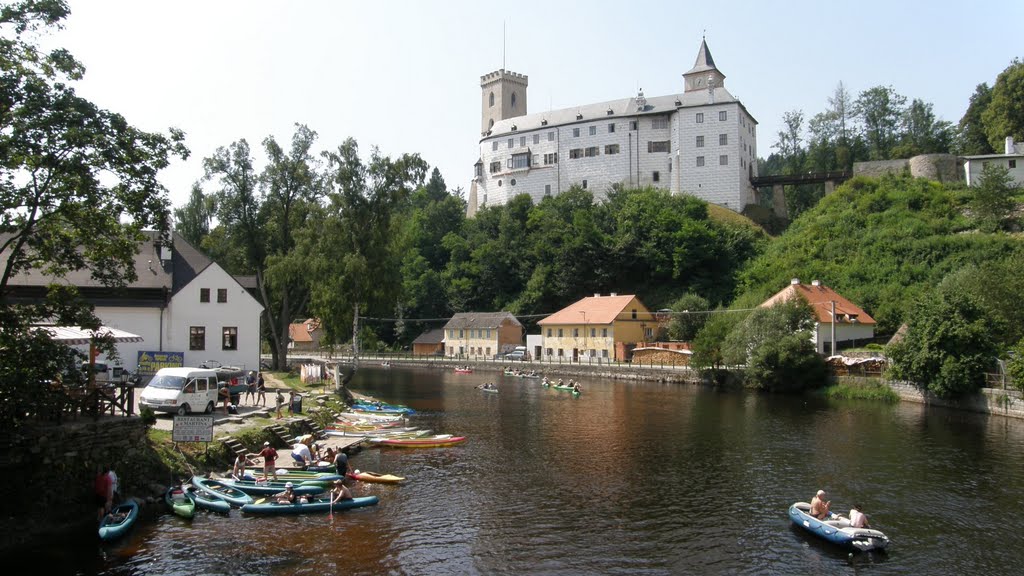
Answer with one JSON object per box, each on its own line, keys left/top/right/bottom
{"left": 137, "top": 351, "right": 184, "bottom": 376}
{"left": 172, "top": 415, "right": 214, "bottom": 443}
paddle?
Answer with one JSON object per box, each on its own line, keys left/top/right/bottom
{"left": 328, "top": 491, "right": 334, "bottom": 522}
{"left": 255, "top": 497, "right": 266, "bottom": 505}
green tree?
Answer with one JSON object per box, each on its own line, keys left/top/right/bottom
{"left": 893, "top": 98, "right": 953, "bottom": 157}
{"left": 772, "top": 110, "right": 805, "bottom": 174}
{"left": 957, "top": 83, "right": 994, "bottom": 155}
{"left": 970, "top": 163, "right": 1017, "bottom": 232}
{"left": 887, "top": 282, "right": 999, "bottom": 398}
{"left": 981, "top": 58, "right": 1024, "bottom": 152}
{"left": 853, "top": 86, "right": 907, "bottom": 160}
{"left": 666, "top": 293, "right": 710, "bottom": 341}
{"left": 745, "top": 332, "right": 828, "bottom": 393}
{"left": 1, "top": 0, "right": 187, "bottom": 425}
{"left": 173, "top": 184, "right": 214, "bottom": 247}
{"left": 690, "top": 307, "right": 746, "bottom": 370}
{"left": 1006, "top": 339, "right": 1024, "bottom": 393}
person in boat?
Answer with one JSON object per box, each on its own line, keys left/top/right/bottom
{"left": 810, "top": 489, "right": 832, "bottom": 520}
{"left": 330, "top": 479, "right": 353, "bottom": 502}
{"left": 849, "top": 503, "right": 870, "bottom": 528}
{"left": 572, "top": 382, "right": 582, "bottom": 393}
{"left": 274, "top": 482, "right": 297, "bottom": 504}
{"left": 557, "top": 379, "right": 564, "bottom": 387}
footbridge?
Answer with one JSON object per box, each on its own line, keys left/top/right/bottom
{"left": 750, "top": 170, "right": 852, "bottom": 218}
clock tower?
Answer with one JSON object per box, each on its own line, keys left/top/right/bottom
{"left": 682, "top": 38, "right": 726, "bottom": 93}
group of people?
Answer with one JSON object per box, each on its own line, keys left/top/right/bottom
{"left": 243, "top": 371, "right": 267, "bottom": 406}
{"left": 810, "top": 489, "right": 870, "bottom": 528}
{"left": 476, "top": 382, "right": 496, "bottom": 390}
{"left": 272, "top": 479, "right": 352, "bottom": 505}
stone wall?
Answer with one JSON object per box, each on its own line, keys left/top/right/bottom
{"left": 881, "top": 380, "right": 1024, "bottom": 419}
{"left": 853, "top": 154, "right": 960, "bottom": 182}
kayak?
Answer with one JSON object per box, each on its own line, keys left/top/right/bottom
{"left": 99, "top": 500, "right": 139, "bottom": 542}
{"left": 554, "top": 385, "right": 581, "bottom": 396}
{"left": 220, "top": 478, "right": 328, "bottom": 496}
{"left": 376, "top": 435, "right": 467, "bottom": 448}
{"left": 240, "top": 495, "right": 379, "bottom": 515}
{"left": 348, "top": 470, "right": 406, "bottom": 484}
{"left": 191, "top": 476, "right": 254, "bottom": 507}
{"left": 182, "top": 483, "right": 231, "bottom": 514}
{"left": 788, "top": 502, "right": 890, "bottom": 552}
{"left": 454, "top": 368, "right": 473, "bottom": 374}
{"left": 243, "top": 469, "right": 342, "bottom": 481}
{"left": 164, "top": 485, "right": 196, "bottom": 519}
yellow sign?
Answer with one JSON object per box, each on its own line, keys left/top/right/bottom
{"left": 137, "top": 351, "right": 184, "bottom": 375}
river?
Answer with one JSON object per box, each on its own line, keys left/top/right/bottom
{"left": 55, "top": 365, "right": 1024, "bottom": 575}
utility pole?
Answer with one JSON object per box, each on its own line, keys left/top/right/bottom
{"left": 830, "top": 300, "right": 836, "bottom": 356}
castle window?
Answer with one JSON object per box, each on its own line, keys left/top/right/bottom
{"left": 696, "top": 135, "right": 704, "bottom": 148}
{"left": 498, "top": 179, "right": 503, "bottom": 186}
{"left": 548, "top": 131, "right": 555, "bottom": 141}
{"left": 533, "top": 134, "right": 540, "bottom": 145}
{"left": 510, "top": 178, "right": 517, "bottom": 186}
{"left": 605, "top": 144, "right": 619, "bottom": 155}
{"left": 545, "top": 184, "right": 551, "bottom": 195}
{"left": 489, "top": 119, "right": 494, "bottom": 129}
{"left": 511, "top": 92, "right": 517, "bottom": 109}
{"left": 648, "top": 141, "right": 670, "bottom": 153}
{"left": 1011, "top": 160, "right": 1017, "bottom": 169}
{"left": 569, "top": 148, "right": 583, "bottom": 159}
{"left": 511, "top": 152, "right": 530, "bottom": 169}
{"left": 508, "top": 138, "right": 514, "bottom": 149}
{"left": 630, "top": 121, "right": 638, "bottom": 130}
{"left": 589, "top": 126, "right": 597, "bottom": 136}
{"left": 720, "top": 134, "right": 728, "bottom": 145}
{"left": 573, "top": 127, "right": 580, "bottom": 138}
{"left": 544, "top": 152, "right": 558, "bottom": 165}
{"left": 490, "top": 161, "right": 501, "bottom": 173}
{"left": 696, "top": 112, "right": 704, "bottom": 123}
{"left": 653, "top": 171, "right": 660, "bottom": 182}
{"left": 719, "top": 111, "right": 727, "bottom": 121}
{"left": 492, "top": 141, "right": 498, "bottom": 151}
{"left": 475, "top": 164, "right": 482, "bottom": 177}
{"left": 582, "top": 180, "right": 588, "bottom": 189}
{"left": 489, "top": 92, "right": 494, "bottom": 107}
{"left": 520, "top": 136, "right": 526, "bottom": 147}
{"left": 651, "top": 116, "right": 668, "bottom": 130}
{"left": 533, "top": 154, "right": 539, "bottom": 166}
{"left": 585, "top": 146, "right": 599, "bottom": 157}
{"left": 608, "top": 123, "right": 616, "bottom": 133}
{"left": 720, "top": 154, "right": 728, "bottom": 165}
{"left": 697, "top": 156, "right": 705, "bottom": 167}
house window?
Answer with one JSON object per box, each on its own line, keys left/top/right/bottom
{"left": 189, "top": 326, "right": 206, "bottom": 351}
{"left": 631, "top": 309, "right": 637, "bottom": 319}
{"left": 520, "top": 136, "right": 526, "bottom": 147}
{"left": 1011, "top": 160, "right": 1018, "bottom": 168}
{"left": 720, "top": 154, "right": 728, "bottom": 165}
{"left": 719, "top": 111, "right": 727, "bottom": 121}
{"left": 696, "top": 135, "right": 704, "bottom": 148}
{"left": 490, "top": 161, "right": 501, "bottom": 173}
{"left": 558, "top": 329, "right": 563, "bottom": 337}
{"left": 589, "top": 126, "right": 597, "bottom": 136}
{"left": 492, "top": 141, "right": 498, "bottom": 151}
{"left": 572, "top": 127, "right": 580, "bottom": 137}
{"left": 569, "top": 148, "right": 583, "bottom": 159}
{"left": 545, "top": 184, "right": 551, "bottom": 195}
{"left": 573, "top": 328, "right": 579, "bottom": 337}
{"left": 651, "top": 116, "right": 668, "bottom": 130}
{"left": 590, "top": 328, "right": 596, "bottom": 337}
{"left": 630, "top": 120, "right": 638, "bottom": 130}
{"left": 544, "top": 152, "right": 558, "bottom": 164}
{"left": 608, "top": 123, "right": 616, "bottom": 133}
{"left": 199, "top": 288, "right": 210, "bottom": 303}
{"left": 533, "top": 134, "right": 540, "bottom": 145}
{"left": 585, "top": 146, "right": 599, "bottom": 157}
{"left": 558, "top": 349, "right": 564, "bottom": 357}
{"left": 217, "top": 288, "right": 227, "bottom": 303}
{"left": 697, "top": 156, "right": 705, "bottom": 167}
{"left": 582, "top": 179, "right": 588, "bottom": 189}
{"left": 696, "top": 112, "right": 704, "bottom": 123}
{"left": 602, "top": 349, "right": 609, "bottom": 358}
{"left": 602, "top": 328, "right": 608, "bottom": 337}
{"left": 547, "top": 328, "right": 552, "bottom": 337}
{"left": 486, "top": 347, "right": 491, "bottom": 356}
{"left": 648, "top": 141, "right": 670, "bottom": 153}
{"left": 459, "top": 329, "right": 464, "bottom": 338}
{"left": 605, "top": 144, "right": 619, "bottom": 154}
{"left": 548, "top": 131, "right": 555, "bottom": 141}
{"left": 533, "top": 154, "right": 539, "bottom": 166}
{"left": 512, "top": 152, "right": 530, "bottom": 169}
{"left": 222, "top": 327, "right": 238, "bottom": 350}
{"left": 720, "top": 134, "right": 728, "bottom": 146}
{"left": 653, "top": 171, "right": 660, "bottom": 182}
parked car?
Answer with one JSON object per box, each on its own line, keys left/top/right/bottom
{"left": 504, "top": 346, "right": 529, "bottom": 361}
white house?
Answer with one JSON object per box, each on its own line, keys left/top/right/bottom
{"left": 760, "top": 279, "right": 876, "bottom": 355}
{"left": 467, "top": 38, "right": 758, "bottom": 216}
{"left": 5, "top": 231, "right": 264, "bottom": 376}
{"left": 962, "top": 136, "right": 1024, "bottom": 186}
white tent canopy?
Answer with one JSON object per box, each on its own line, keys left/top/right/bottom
{"left": 38, "top": 326, "right": 144, "bottom": 345}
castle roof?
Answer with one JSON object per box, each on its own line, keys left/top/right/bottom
{"left": 684, "top": 38, "right": 718, "bottom": 76}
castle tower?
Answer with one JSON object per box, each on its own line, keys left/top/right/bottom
{"left": 682, "top": 38, "right": 725, "bottom": 93}
{"left": 480, "top": 69, "right": 528, "bottom": 134}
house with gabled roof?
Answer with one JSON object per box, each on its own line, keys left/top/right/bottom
{"left": 288, "top": 318, "right": 323, "bottom": 352}
{"left": 412, "top": 328, "right": 446, "bottom": 356}
{"left": 760, "top": 278, "right": 876, "bottom": 354}
{"left": 537, "top": 293, "right": 654, "bottom": 362}
{"left": 443, "top": 312, "right": 522, "bottom": 358}
{"left": 3, "top": 230, "right": 264, "bottom": 375}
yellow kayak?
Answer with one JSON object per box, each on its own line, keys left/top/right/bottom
{"left": 347, "top": 470, "right": 406, "bottom": 484}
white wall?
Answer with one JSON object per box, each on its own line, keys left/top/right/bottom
{"left": 91, "top": 306, "right": 164, "bottom": 369}
{"left": 964, "top": 157, "right": 1024, "bottom": 186}
{"left": 813, "top": 323, "right": 877, "bottom": 354}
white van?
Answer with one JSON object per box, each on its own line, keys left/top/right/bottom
{"left": 139, "top": 367, "right": 219, "bottom": 415}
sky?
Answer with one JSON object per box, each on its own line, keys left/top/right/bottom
{"left": 44, "top": 0, "right": 1024, "bottom": 210}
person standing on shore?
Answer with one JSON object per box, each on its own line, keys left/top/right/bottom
{"left": 107, "top": 465, "right": 119, "bottom": 503}
{"left": 256, "top": 372, "right": 266, "bottom": 406}
{"left": 258, "top": 441, "right": 279, "bottom": 481}
{"left": 95, "top": 465, "right": 112, "bottom": 522}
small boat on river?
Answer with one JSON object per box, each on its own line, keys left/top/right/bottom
{"left": 348, "top": 470, "right": 406, "bottom": 484}
{"left": 99, "top": 500, "right": 139, "bottom": 541}
{"left": 164, "top": 485, "right": 196, "bottom": 519}
{"left": 376, "top": 435, "right": 467, "bottom": 448}
{"left": 240, "top": 495, "right": 379, "bottom": 515}
{"left": 191, "top": 476, "right": 254, "bottom": 507}
{"left": 788, "top": 502, "right": 890, "bottom": 552}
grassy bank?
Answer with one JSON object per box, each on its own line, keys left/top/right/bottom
{"left": 823, "top": 381, "right": 900, "bottom": 403}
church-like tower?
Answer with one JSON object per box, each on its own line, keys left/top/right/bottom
{"left": 480, "top": 69, "right": 528, "bottom": 135}
{"left": 682, "top": 37, "right": 726, "bottom": 93}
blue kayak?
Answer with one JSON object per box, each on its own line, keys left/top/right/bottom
{"left": 220, "top": 478, "right": 328, "bottom": 496}
{"left": 191, "top": 476, "right": 254, "bottom": 507}
{"left": 241, "top": 495, "right": 379, "bottom": 515}
{"left": 99, "top": 500, "right": 139, "bottom": 542}
{"left": 182, "top": 483, "right": 231, "bottom": 514}
{"left": 788, "top": 502, "right": 890, "bottom": 552}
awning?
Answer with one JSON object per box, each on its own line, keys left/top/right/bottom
{"left": 38, "top": 326, "right": 144, "bottom": 345}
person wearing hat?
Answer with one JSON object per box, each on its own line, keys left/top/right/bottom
{"left": 329, "top": 479, "right": 353, "bottom": 503}
{"left": 257, "top": 441, "right": 279, "bottom": 481}
{"left": 810, "top": 489, "right": 832, "bottom": 520}
{"left": 274, "top": 482, "right": 297, "bottom": 504}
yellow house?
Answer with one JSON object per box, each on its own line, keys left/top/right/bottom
{"left": 537, "top": 293, "right": 654, "bottom": 362}
{"left": 443, "top": 312, "right": 523, "bottom": 358}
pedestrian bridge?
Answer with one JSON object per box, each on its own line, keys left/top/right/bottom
{"left": 750, "top": 170, "right": 852, "bottom": 218}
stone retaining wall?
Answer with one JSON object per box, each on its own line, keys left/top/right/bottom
{"left": 884, "top": 380, "right": 1024, "bottom": 419}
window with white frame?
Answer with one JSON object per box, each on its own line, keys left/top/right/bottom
{"left": 589, "top": 126, "right": 597, "bottom": 136}
{"left": 585, "top": 146, "right": 599, "bottom": 157}
{"left": 520, "top": 136, "right": 526, "bottom": 147}
{"left": 696, "top": 135, "right": 704, "bottom": 148}
{"left": 510, "top": 152, "right": 530, "bottom": 169}
{"left": 508, "top": 138, "right": 514, "bottom": 149}
{"left": 544, "top": 152, "right": 558, "bottom": 164}
{"left": 651, "top": 116, "right": 668, "bottom": 129}
{"left": 696, "top": 112, "right": 704, "bottom": 123}
{"left": 719, "top": 110, "right": 727, "bottom": 121}
{"left": 548, "top": 131, "right": 555, "bottom": 141}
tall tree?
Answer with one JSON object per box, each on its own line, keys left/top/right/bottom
{"left": 173, "top": 184, "right": 214, "bottom": 247}
{"left": 981, "top": 58, "right": 1024, "bottom": 152}
{"left": 894, "top": 98, "right": 953, "bottom": 157}
{"left": 772, "top": 110, "right": 805, "bottom": 174}
{"left": 970, "top": 163, "right": 1017, "bottom": 232}
{"left": 957, "top": 83, "right": 994, "bottom": 155}
{"left": 853, "top": 85, "right": 907, "bottom": 160}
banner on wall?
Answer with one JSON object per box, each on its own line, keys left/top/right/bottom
{"left": 136, "top": 351, "right": 185, "bottom": 375}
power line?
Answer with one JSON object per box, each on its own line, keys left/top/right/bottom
{"left": 360, "top": 307, "right": 760, "bottom": 324}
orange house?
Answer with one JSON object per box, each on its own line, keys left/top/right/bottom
{"left": 761, "top": 278, "right": 876, "bottom": 354}
{"left": 537, "top": 293, "right": 654, "bottom": 362}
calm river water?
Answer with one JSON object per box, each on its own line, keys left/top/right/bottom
{"left": 61, "top": 365, "right": 1024, "bottom": 575}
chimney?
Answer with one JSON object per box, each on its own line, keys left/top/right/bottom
{"left": 811, "top": 279, "right": 821, "bottom": 287}
{"left": 594, "top": 293, "right": 601, "bottom": 298}
{"left": 1007, "top": 136, "right": 1015, "bottom": 155}
{"left": 610, "top": 292, "right": 618, "bottom": 296}
{"left": 790, "top": 278, "right": 800, "bottom": 285}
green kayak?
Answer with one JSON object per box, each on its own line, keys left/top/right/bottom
{"left": 165, "top": 485, "right": 196, "bottom": 519}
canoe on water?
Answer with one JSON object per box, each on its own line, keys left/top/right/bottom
{"left": 182, "top": 483, "right": 232, "bottom": 514}
{"left": 240, "top": 495, "right": 379, "bottom": 515}
{"left": 376, "top": 435, "right": 467, "bottom": 448}
{"left": 99, "top": 500, "right": 139, "bottom": 542}
{"left": 191, "top": 476, "right": 254, "bottom": 507}
{"left": 220, "top": 478, "right": 328, "bottom": 496}
{"left": 348, "top": 470, "right": 406, "bottom": 484}
{"left": 164, "top": 486, "right": 196, "bottom": 519}
{"left": 788, "top": 502, "right": 890, "bottom": 552}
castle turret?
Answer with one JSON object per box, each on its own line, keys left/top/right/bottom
{"left": 480, "top": 69, "right": 528, "bottom": 134}
{"left": 682, "top": 38, "right": 726, "bottom": 93}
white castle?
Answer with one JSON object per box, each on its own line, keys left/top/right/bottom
{"left": 467, "top": 38, "right": 758, "bottom": 216}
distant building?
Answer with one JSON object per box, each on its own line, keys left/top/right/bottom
{"left": 760, "top": 278, "right": 876, "bottom": 354}
{"left": 443, "top": 312, "right": 523, "bottom": 358}
{"left": 288, "top": 318, "right": 323, "bottom": 352}
{"left": 962, "top": 136, "right": 1024, "bottom": 186}
{"left": 412, "top": 328, "right": 446, "bottom": 356}
{"left": 538, "top": 293, "right": 654, "bottom": 362}
{"left": 468, "top": 38, "right": 758, "bottom": 217}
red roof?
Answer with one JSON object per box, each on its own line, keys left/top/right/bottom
{"left": 761, "top": 281, "right": 875, "bottom": 325}
{"left": 538, "top": 294, "right": 648, "bottom": 325}
{"left": 288, "top": 318, "right": 321, "bottom": 343}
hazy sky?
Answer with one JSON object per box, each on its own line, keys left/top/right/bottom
{"left": 49, "top": 0, "right": 1024, "bottom": 210}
